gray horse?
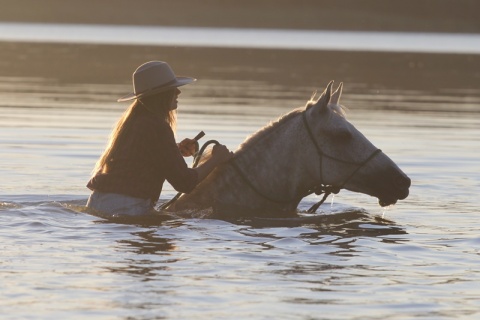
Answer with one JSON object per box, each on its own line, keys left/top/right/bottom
{"left": 165, "top": 82, "right": 410, "bottom": 218}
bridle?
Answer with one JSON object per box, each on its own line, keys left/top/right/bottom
{"left": 230, "top": 110, "right": 381, "bottom": 213}
{"left": 301, "top": 111, "right": 382, "bottom": 213}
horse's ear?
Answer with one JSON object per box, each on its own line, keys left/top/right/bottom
{"left": 330, "top": 82, "right": 343, "bottom": 105}
{"left": 314, "top": 81, "right": 334, "bottom": 112}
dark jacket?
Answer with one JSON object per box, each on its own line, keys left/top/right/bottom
{"left": 87, "top": 108, "right": 198, "bottom": 202}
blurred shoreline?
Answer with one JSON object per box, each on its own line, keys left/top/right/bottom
{"left": 0, "top": 1, "right": 479, "bottom": 98}
{"left": 1, "top": 0, "right": 479, "bottom": 33}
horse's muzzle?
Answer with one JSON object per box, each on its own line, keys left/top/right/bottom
{"left": 378, "top": 171, "right": 411, "bottom": 207}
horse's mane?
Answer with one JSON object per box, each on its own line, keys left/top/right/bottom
{"left": 196, "top": 95, "right": 347, "bottom": 164}
{"left": 194, "top": 107, "right": 302, "bottom": 166}
{"left": 237, "top": 95, "right": 347, "bottom": 153}
{"left": 236, "top": 106, "right": 304, "bottom": 153}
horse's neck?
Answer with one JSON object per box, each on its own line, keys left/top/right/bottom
{"left": 232, "top": 113, "right": 318, "bottom": 201}
{"left": 173, "top": 111, "right": 324, "bottom": 212}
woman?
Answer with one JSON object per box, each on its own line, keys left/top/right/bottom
{"left": 86, "top": 61, "right": 232, "bottom": 216}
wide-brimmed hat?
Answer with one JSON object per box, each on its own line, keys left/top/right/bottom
{"left": 117, "top": 61, "right": 196, "bottom": 102}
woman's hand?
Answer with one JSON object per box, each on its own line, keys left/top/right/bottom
{"left": 178, "top": 138, "right": 198, "bottom": 157}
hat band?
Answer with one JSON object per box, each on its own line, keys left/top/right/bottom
{"left": 134, "top": 78, "right": 178, "bottom": 96}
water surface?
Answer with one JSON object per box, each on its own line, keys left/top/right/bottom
{"left": 1, "top": 36, "right": 480, "bottom": 319}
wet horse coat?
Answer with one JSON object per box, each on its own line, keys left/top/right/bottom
{"left": 165, "top": 82, "right": 410, "bottom": 218}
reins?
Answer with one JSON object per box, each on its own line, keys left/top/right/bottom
{"left": 229, "top": 161, "right": 296, "bottom": 204}
{"left": 159, "top": 139, "right": 220, "bottom": 211}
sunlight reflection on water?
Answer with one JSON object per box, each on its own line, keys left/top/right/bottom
{"left": 1, "top": 58, "right": 480, "bottom": 319}
{"left": 1, "top": 23, "right": 480, "bottom": 54}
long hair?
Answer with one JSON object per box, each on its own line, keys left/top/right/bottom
{"left": 92, "top": 89, "right": 177, "bottom": 175}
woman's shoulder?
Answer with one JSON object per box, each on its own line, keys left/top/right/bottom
{"left": 133, "top": 112, "right": 174, "bottom": 139}
{"left": 135, "top": 111, "right": 170, "bottom": 129}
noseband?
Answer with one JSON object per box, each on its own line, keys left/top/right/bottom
{"left": 302, "top": 111, "right": 382, "bottom": 213}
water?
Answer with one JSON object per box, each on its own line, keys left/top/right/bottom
{"left": 1, "top": 26, "right": 480, "bottom": 319}
{"left": 1, "top": 22, "right": 480, "bottom": 54}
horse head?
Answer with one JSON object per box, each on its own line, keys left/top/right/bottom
{"left": 304, "top": 81, "right": 410, "bottom": 207}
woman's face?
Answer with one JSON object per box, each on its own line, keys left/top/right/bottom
{"left": 169, "top": 88, "right": 181, "bottom": 110}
